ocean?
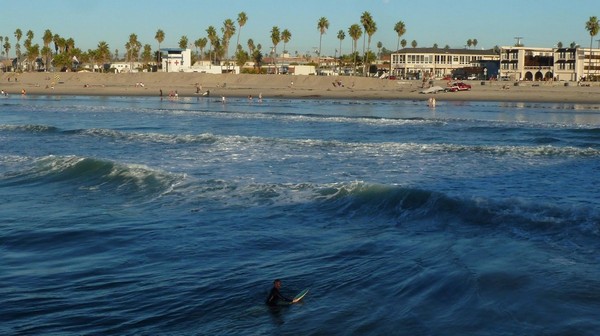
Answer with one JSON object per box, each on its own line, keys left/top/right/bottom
{"left": 1, "top": 95, "right": 599, "bottom": 335}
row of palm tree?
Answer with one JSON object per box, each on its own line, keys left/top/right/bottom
{"left": 8, "top": 14, "right": 596, "bottom": 75}
{"left": 2, "top": 10, "right": 408, "bottom": 74}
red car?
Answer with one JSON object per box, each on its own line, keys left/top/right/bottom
{"left": 446, "top": 82, "right": 472, "bottom": 92}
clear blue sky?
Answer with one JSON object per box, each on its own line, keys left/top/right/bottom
{"left": 2, "top": 0, "right": 599, "bottom": 57}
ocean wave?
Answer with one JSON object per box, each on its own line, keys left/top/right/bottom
{"left": 0, "top": 124, "right": 60, "bottom": 133}
{"left": 310, "top": 182, "right": 599, "bottom": 241}
{"left": 74, "top": 128, "right": 219, "bottom": 144}
{"left": 185, "top": 180, "right": 599, "bottom": 242}
{"left": 1, "top": 155, "right": 184, "bottom": 197}
{"left": 204, "top": 134, "right": 600, "bottom": 158}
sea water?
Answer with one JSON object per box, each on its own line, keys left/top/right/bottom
{"left": 1, "top": 95, "right": 599, "bottom": 335}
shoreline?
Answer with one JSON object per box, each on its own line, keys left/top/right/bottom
{"left": 2, "top": 72, "right": 600, "bottom": 104}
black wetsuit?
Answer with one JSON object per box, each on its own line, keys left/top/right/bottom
{"left": 265, "top": 287, "right": 292, "bottom": 306}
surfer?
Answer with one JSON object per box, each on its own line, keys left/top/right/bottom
{"left": 265, "top": 279, "right": 298, "bottom": 306}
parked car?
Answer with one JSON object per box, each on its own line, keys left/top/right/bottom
{"left": 467, "top": 74, "right": 478, "bottom": 80}
{"left": 446, "top": 82, "right": 472, "bottom": 92}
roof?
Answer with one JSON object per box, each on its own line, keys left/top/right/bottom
{"left": 160, "top": 48, "right": 185, "bottom": 52}
{"left": 394, "top": 47, "right": 497, "bottom": 56}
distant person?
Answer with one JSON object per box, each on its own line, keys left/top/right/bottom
{"left": 266, "top": 279, "right": 298, "bottom": 306}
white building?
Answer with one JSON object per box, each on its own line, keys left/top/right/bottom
{"left": 390, "top": 48, "right": 499, "bottom": 79}
{"left": 161, "top": 48, "right": 240, "bottom": 74}
{"left": 499, "top": 46, "right": 600, "bottom": 82}
{"left": 499, "top": 47, "right": 554, "bottom": 81}
{"left": 161, "top": 48, "right": 192, "bottom": 72}
{"left": 109, "top": 62, "right": 144, "bottom": 73}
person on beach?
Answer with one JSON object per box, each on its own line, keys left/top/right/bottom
{"left": 265, "top": 279, "right": 298, "bottom": 306}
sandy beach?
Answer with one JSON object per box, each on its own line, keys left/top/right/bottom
{"left": 1, "top": 71, "right": 600, "bottom": 103}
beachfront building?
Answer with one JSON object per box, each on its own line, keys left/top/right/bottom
{"left": 390, "top": 48, "right": 499, "bottom": 79}
{"left": 160, "top": 48, "right": 191, "bottom": 72}
{"left": 500, "top": 46, "right": 600, "bottom": 82}
{"left": 108, "top": 62, "right": 144, "bottom": 73}
{"left": 160, "top": 48, "right": 240, "bottom": 74}
{"left": 499, "top": 46, "right": 554, "bottom": 81}
{"left": 553, "top": 46, "right": 600, "bottom": 81}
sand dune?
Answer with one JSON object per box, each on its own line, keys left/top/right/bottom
{"left": 2, "top": 71, "right": 600, "bottom": 103}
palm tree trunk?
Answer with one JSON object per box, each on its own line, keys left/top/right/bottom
{"left": 589, "top": 37, "right": 593, "bottom": 79}
{"left": 318, "top": 34, "right": 323, "bottom": 71}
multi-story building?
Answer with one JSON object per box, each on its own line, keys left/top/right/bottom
{"left": 499, "top": 47, "right": 554, "bottom": 81}
{"left": 391, "top": 45, "right": 600, "bottom": 82}
{"left": 500, "top": 46, "right": 600, "bottom": 82}
{"left": 390, "top": 47, "right": 499, "bottom": 79}
{"left": 554, "top": 46, "right": 600, "bottom": 81}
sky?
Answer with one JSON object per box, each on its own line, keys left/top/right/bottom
{"left": 1, "top": 0, "right": 599, "bottom": 57}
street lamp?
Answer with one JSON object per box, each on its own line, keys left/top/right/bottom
{"left": 270, "top": 47, "right": 275, "bottom": 74}
{"left": 313, "top": 47, "right": 319, "bottom": 72}
{"left": 334, "top": 49, "right": 338, "bottom": 74}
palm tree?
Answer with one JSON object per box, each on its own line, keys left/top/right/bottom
{"left": 235, "top": 12, "right": 248, "bottom": 52}
{"left": 141, "top": 44, "right": 153, "bottom": 65}
{"left": 126, "top": 33, "right": 141, "bottom": 65}
{"left": 411, "top": 40, "right": 418, "bottom": 48}
{"left": 270, "top": 26, "right": 281, "bottom": 73}
{"left": 401, "top": 39, "right": 407, "bottom": 49}
{"left": 40, "top": 46, "right": 51, "bottom": 70}
{"left": 377, "top": 41, "right": 383, "bottom": 60}
{"left": 41, "top": 29, "right": 53, "bottom": 70}
{"left": 221, "top": 18, "right": 236, "bottom": 60}
{"left": 337, "top": 30, "right": 345, "bottom": 72}
{"left": 206, "top": 26, "right": 218, "bottom": 65}
{"left": 467, "top": 39, "right": 473, "bottom": 48}
{"left": 585, "top": 16, "right": 599, "bottom": 79}
{"left": 317, "top": 17, "right": 329, "bottom": 68}
{"left": 26, "top": 44, "right": 40, "bottom": 71}
{"left": 66, "top": 38, "right": 75, "bottom": 53}
{"left": 281, "top": 29, "right": 292, "bottom": 56}
{"left": 3, "top": 37, "right": 11, "bottom": 61}
{"left": 360, "top": 11, "right": 376, "bottom": 76}
{"left": 14, "top": 29, "right": 22, "bottom": 68}
{"left": 394, "top": 21, "right": 406, "bottom": 51}
{"left": 348, "top": 24, "right": 362, "bottom": 76}
{"left": 96, "top": 41, "right": 110, "bottom": 71}
{"left": 198, "top": 38, "right": 207, "bottom": 61}
{"left": 155, "top": 29, "right": 165, "bottom": 52}
{"left": 247, "top": 38, "right": 255, "bottom": 54}
{"left": 52, "top": 34, "right": 60, "bottom": 54}
{"left": 472, "top": 39, "right": 478, "bottom": 48}
{"left": 179, "top": 35, "right": 189, "bottom": 49}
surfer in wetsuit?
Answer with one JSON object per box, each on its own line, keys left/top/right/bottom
{"left": 265, "top": 279, "right": 297, "bottom": 306}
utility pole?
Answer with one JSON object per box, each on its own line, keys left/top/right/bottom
{"left": 514, "top": 37, "right": 523, "bottom": 47}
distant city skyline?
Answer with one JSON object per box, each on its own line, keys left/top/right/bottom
{"left": 2, "top": 0, "right": 599, "bottom": 57}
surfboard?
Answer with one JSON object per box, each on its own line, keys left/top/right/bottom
{"left": 293, "top": 288, "right": 309, "bottom": 302}
{"left": 275, "top": 288, "right": 309, "bottom": 306}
